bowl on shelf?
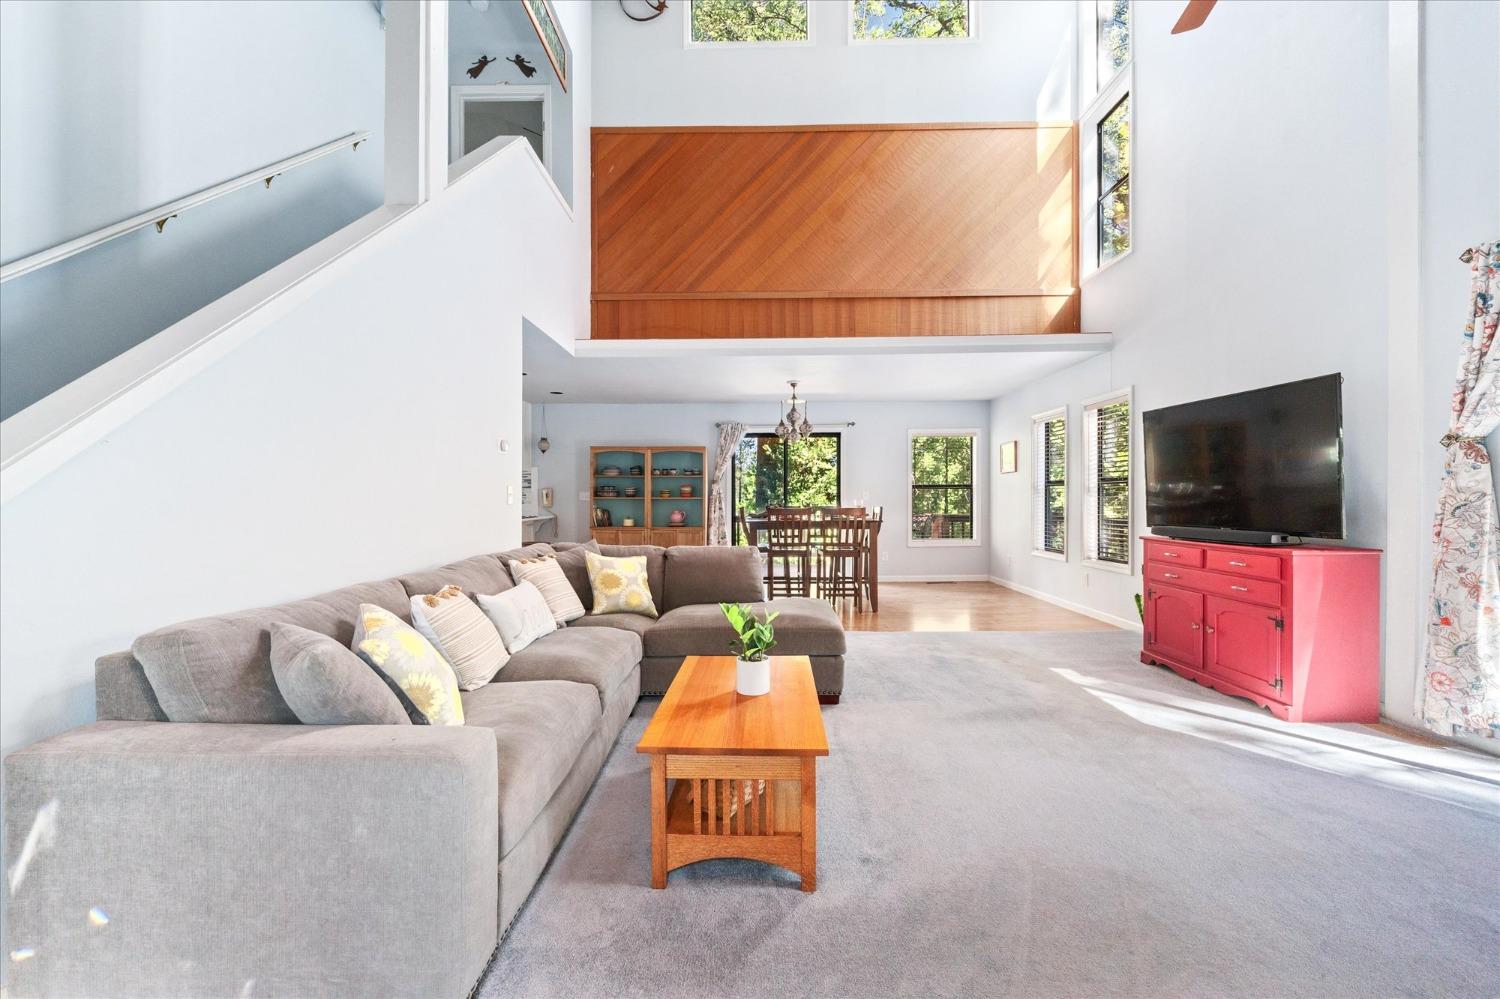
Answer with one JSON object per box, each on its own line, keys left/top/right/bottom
{"left": 624, "top": 487, "right": 638, "bottom": 497}
{"left": 679, "top": 485, "right": 694, "bottom": 497}
{"left": 629, "top": 465, "right": 644, "bottom": 475}
{"left": 599, "top": 467, "right": 621, "bottom": 477}
{"left": 658, "top": 489, "right": 671, "bottom": 498}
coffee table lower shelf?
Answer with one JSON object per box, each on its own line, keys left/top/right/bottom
{"left": 649, "top": 754, "right": 817, "bottom": 891}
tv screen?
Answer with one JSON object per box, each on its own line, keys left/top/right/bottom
{"left": 1143, "top": 374, "right": 1344, "bottom": 541}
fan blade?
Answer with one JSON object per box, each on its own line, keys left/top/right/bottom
{"left": 1172, "top": 0, "right": 1217, "bottom": 34}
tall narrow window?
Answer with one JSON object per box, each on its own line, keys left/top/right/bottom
{"left": 1096, "top": 0, "right": 1130, "bottom": 85}
{"left": 852, "top": 0, "right": 972, "bottom": 40}
{"left": 1084, "top": 392, "right": 1131, "bottom": 567}
{"left": 688, "top": 0, "right": 810, "bottom": 43}
{"left": 1097, "top": 93, "right": 1131, "bottom": 263}
{"left": 1032, "top": 410, "right": 1067, "bottom": 557}
{"left": 910, "top": 431, "right": 977, "bottom": 543}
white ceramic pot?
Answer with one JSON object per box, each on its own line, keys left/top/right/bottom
{"left": 736, "top": 657, "right": 771, "bottom": 696}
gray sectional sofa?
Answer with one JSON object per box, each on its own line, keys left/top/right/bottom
{"left": 2, "top": 542, "right": 844, "bottom": 999}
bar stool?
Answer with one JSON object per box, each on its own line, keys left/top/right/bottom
{"left": 817, "top": 508, "right": 866, "bottom": 610}
{"left": 764, "top": 507, "right": 815, "bottom": 598}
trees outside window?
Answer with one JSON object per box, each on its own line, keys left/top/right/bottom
{"left": 910, "top": 432, "right": 976, "bottom": 543}
{"left": 732, "top": 433, "right": 841, "bottom": 543}
{"left": 852, "top": 1, "right": 971, "bottom": 40}
{"left": 689, "top": 0, "right": 810, "bottom": 43}
{"left": 1033, "top": 411, "right": 1066, "bottom": 557}
{"left": 1097, "top": 94, "right": 1131, "bottom": 262}
{"left": 1084, "top": 393, "right": 1131, "bottom": 567}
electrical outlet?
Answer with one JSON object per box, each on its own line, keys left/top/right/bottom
{"left": 1084, "top": 571, "right": 1091, "bottom": 588}
{"left": 578, "top": 491, "right": 589, "bottom": 502}
{"left": 880, "top": 551, "right": 889, "bottom": 562}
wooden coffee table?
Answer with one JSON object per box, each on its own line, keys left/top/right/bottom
{"left": 636, "top": 655, "right": 830, "bottom": 891}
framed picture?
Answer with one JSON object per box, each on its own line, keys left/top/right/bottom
{"left": 521, "top": 0, "right": 569, "bottom": 93}
{"left": 999, "top": 440, "right": 1018, "bottom": 474}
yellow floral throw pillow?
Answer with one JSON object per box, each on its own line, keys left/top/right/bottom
{"left": 585, "top": 551, "right": 659, "bottom": 618}
{"left": 352, "top": 604, "right": 464, "bottom": 726}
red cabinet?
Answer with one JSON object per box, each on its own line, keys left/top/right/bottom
{"left": 1140, "top": 537, "right": 1381, "bottom": 723}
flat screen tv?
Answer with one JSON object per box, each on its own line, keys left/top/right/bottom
{"left": 1143, "top": 374, "right": 1344, "bottom": 545}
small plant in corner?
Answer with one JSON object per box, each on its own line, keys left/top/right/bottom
{"left": 1134, "top": 593, "right": 1144, "bottom": 620}
{"left": 721, "top": 602, "right": 779, "bottom": 696}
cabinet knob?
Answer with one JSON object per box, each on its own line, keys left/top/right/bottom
{"left": 1163, "top": 551, "right": 1178, "bottom": 558}
{"left": 1164, "top": 572, "right": 1180, "bottom": 579}
{"left": 1231, "top": 584, "right": 1249, "bottom": 592}
{"left": 1190, "top": 622, "right": 1200, "bottom": 630}
{"left": 1229, "top": 560, "right": 1248, "bottom": 567}
{"left": 1205, "top": 625, "right": 1215, "bottom": 634}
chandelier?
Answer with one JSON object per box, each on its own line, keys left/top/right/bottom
{"left": 775, "top": 380, "right": 815, "bottom": 442}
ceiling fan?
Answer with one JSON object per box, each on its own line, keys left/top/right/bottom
{"left": 1172, "top": 0, "right": 1217, "bottom": 34}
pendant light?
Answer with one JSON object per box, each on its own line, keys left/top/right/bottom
{"left": 775, "top": 380, "right": 813, "bottom": 443}
{"left": 537, "top": 404, "right": 550, "bottom": 455}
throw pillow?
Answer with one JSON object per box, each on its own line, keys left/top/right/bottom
{"left": 508, "top": 556, "right": 586, "bottom": 625}
{"left": 352, "top": 604, "right": 465, "bottom": 726}
{"left": 476, "top": 581, "right": 557, "bottom": 653}
{"left": 585, "top": 551, "right": 659, "bottom": 618}
{"left": 269, "top": 622, "right": 411, "bottom": 725}
{"left": 409, "top": 585, "right": 510, "bottom": 690}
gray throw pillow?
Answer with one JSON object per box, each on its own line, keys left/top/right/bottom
{"left": 269, "top": 622, "right": 412, "bottom": 725}
{"left": 549, "top": 539, "right": 601, "bottom": 610}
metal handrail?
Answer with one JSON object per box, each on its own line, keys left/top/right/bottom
{"left": 0, "top": 130, "right": 371, "bottom": 284}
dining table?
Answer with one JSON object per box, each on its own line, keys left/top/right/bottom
{"left": 742, "top": 512, "right": 882, "bottom": 612}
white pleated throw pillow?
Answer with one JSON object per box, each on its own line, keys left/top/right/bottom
{"left": 409, "top": 585, "right": 510, "bottom": 690}
{"left": 476, "top": 581, "right": 557, "bottom": 654}
{"left": 508, "top": 555, "right": 586, "bottom": 625}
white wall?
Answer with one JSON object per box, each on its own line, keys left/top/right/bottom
{"left": 592, "top": 0, "right": 1075, "bottom": 125}
{"left": 989, "top": 3, "right": 1391, "bottom": 634}
{"left": 0, "top": 0, "right": 386, "bottom": 419}
{"left": 532, "top": 400, "right": 992, "bottom": 579}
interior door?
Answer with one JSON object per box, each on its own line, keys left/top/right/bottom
{"left": 1204, "top": 596, "right": 1284, "bottom": 698}
{"left": 1145, "top": 583, "right": 1203, "bottom": 669}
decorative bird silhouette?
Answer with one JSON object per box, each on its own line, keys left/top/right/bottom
{"left": 507, "top": 54, "right": 538, "bottom": 79}
{"left": 466, "top": 55, "right": 496, "bottom": 79}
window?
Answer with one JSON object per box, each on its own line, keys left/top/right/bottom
{"left": 1032, "top": 410, "right": 1066, "bottom": 557}
{"left": 910, "top": 431, "right": 977, "bottom": 544}
{"left": 732, "top": 432, "right": 841, "bottom": 543}
{"left": 851, "top": 0, "right": 972, "bottom": 41}
{"left": 1097, "top": 93, "right": 1130, "bottom": 264}
{"left": 1096, "top": 0, "right": 1130, "bottom": 86}
{"left": 688, "top": 0, "right": 810, "bottom": 44}
{"left": 1084, "top": 391, "right": 1131, "bottom": 568}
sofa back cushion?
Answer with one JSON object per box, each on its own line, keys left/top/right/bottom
{"left": 397, "top": 553, "right": 516, "bottom": 602}
{"left": 133, "top": 579, "right": 411, "bottom": 723}
{"left": 597, "top": 544, "right": 666, "bottom": 611}
{"left": 541, "top": 539, "right": 600, "bottom": 609}
{"left": 663, "top": 546, "right": 766, "bottom": 612}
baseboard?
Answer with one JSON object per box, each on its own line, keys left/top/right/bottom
{"left": 988, "top": 576, "right": 1143, "bottom": 632}
{"left": 881, "top": 573, "right": 993, "bottom": 583}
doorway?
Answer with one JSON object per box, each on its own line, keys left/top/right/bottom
{"left": 450, "top": 86, "right": 550, "bottom": 165}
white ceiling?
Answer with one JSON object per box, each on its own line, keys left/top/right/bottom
{"left": 521, "top": 329, "right": 1112, "bottom": 404}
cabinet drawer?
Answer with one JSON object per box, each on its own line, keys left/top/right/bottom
{"left": 1206, "top": 549, "right": 1282, "bottom": 581}
{"left": 1144, "top": 541, "right": 1205, "bottom": 568}
{"left": 1146, "top": 564, "right": 1210, "bottom": 589}
{"left": 1203, "top": 573, "right": 1282, "bottom": 608}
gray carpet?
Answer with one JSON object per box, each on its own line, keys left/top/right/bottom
{"left": 477, "top": 631, "right": 1500, "bottom": 999}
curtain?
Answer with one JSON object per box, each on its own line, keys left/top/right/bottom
{"left": 1422, "top": 242, "right": 1500, "bottom": 738}
{"left": 707, "top": 422, "right": 746, "bottom": 546}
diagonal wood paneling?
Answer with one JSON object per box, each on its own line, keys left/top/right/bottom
{"left": 591, "top": 123, "right": 1078, "bottom": 338}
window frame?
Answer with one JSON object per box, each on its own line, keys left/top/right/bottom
{"left": 848, "top": 0, "right": 978, "bottom": 45}
{"left": 1079, "top": 66, "right": 1133, "bottom": 279}
{"left": 729, "top": 430, "right": 843, "bottom": 544}
{"left": 684, "top": 0, "right": 815, "bottom": 48}
{"left": 908, "top": 428, "right": 981, "bottom": 548}
{"left": 1031, "top": 408, "right": 1068, "bottom": 561}
{"left": 1078, "top": 0, "right": 1132, "bottom": 99}
{"left": 1081, "top": 387, "right": 1134, "bottom": 574}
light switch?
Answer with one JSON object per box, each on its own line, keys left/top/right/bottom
{"left": 578, "top": 491, "right": 589, "bottom": 502}
{"left": 507, "top": 485, "right": 515, "bottom": 505}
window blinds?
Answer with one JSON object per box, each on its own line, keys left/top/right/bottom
{"left": 1033, "top": 414, "right": 1066, "bottom": 555}
{"left": 1085, "top": 397, "right": 1130, "bottom": 564}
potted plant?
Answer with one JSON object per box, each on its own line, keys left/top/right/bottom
{"left": 720, "top": 602, "right": 779, "bottom": 696}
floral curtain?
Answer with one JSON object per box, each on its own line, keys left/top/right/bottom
{"left": 707, "top": 422, "right": 746, "bottom": 546}
{"left": 1422, "top": 242, "right": 1500, "bottom": 738}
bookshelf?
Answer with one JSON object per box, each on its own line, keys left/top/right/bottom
{"left": 589, "top": 445, "right": 707, "bottom": 548}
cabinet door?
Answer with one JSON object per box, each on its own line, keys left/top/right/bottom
{"left": 1204, "top": 596, "right": 1285, "bottom": 699}
{"left": 649, "top": 529, "right": 680, "bottom": 548}
{"left": 1145, "top": 583, "right": 1204, "bottom": 669}
{"left": 592, "top": 528, "right": 620, "bottom": 545}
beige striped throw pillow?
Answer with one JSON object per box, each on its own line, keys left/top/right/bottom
{"left": 409, "top": 585, "right": 509, "bottom": 690}
{"left": 509, "top": 556, "right": 587, "bottom": 625}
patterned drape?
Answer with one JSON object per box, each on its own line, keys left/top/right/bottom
{"left": 1422, "top": 242, "right": 1500, "bottom": 738}
{"left": 707, "top": 422, "right": 746, "bottom": 546}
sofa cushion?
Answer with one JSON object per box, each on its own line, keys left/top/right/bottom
{"left": 398, "top": 554, "right": 514, "bottom": 602}
{"left": 567, "top": 613, "right": 654, "bottom": 642}
{"left": 353, "top": 605, "right": 465, "bottom": 726}
{"left": 644, "top": 597, "right": 846, "bottom": 659}
{"left": 497, "top": 627, "right": 642, "bottom": 709}
{"left": 663, "top": 546, "right": 765, "bottom": 612}
{"left": 495, "top": 543, "right": 555, "bottom": 564}
{"left": 269, "top": 623, "right": 411, "bottom": 726}
{"left": 409, "top": 585, "right": 509, "bottom": 690}
{"left": 550, "top": 540, "right": 600, "bottom": 609}
{"left": 508, "top": 556, "right": 587, "bottom": 625}
{"left": 133, "top": 578, "right": 412, "bottom": 724}
{"left": 585, "top": 552, "right": 659, "bottom": 618}
{"left": 597, "top": 544, "right": 666, "bottom": 611}
{"left": 460, "top": 680, "right": 599, "bottom": 855}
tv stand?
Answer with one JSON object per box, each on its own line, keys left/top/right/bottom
{"left": 1150, "top": 527, "right": 1305, "bottom": 547}
{"left": 1140, "top": 536, "right": 1381, "bottom": 722}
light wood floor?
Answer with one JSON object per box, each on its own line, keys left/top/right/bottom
{"left": 838, "top": 581, "right": 1118, "bottom": 633}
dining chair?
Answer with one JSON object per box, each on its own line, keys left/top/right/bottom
{"left": 764, "top": 507, "right": 816, "bottom": 598}
{"left": 817, "top": 508, "right": 867, "bottom": 610}
{"left": 859, "top": 506, "right": 883, "bottom": 610}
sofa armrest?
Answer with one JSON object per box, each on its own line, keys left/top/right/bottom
{"left": 4, "top": 721, "right": 498, "bottom": 999}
